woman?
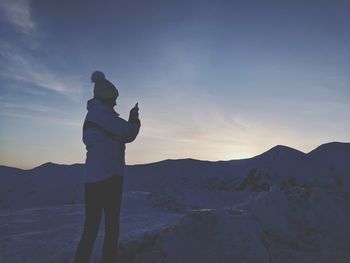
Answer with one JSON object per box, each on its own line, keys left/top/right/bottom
{"left": 74, "top": 71, "right": 140, "bottom": 263}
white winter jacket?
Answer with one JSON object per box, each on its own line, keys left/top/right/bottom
{"left": 82, "top": 98, "right": 140, "bottom": 183}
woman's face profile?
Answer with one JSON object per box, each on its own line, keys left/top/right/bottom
{"left": 110, "top": 98, "right": 117, "bottom": 107}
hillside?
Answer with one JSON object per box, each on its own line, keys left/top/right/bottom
{"left": 1, "top": 142, "right": 349, "bottom": 263}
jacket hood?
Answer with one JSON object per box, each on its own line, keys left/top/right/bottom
{"left": 86, "top": 98, "right": 119, "bottom": 116}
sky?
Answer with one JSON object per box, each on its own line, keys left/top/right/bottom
{"left": 0, "top": 0, "right": 349, "bottom": 169}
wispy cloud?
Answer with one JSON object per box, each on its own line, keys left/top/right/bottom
{"left": 0, "top": 110, "right": 81, "bottom": 127}
{"left": 0, "top": 42, "right": 83, "bottom": 97}
{"left": 0, "top": 0, "right": 83, "bottom": 99}
{"left": 0, "top": 96, "right": 62, "bottom": 114}
{"left": 0, "top": 96, "right": 81, "bottom": 127}
{"left": 0, "top": 0, "right": 35, "bottom": 34}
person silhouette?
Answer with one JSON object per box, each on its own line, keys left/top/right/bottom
{"left": 73, "top": 71, "right": 140, "bottom": 263}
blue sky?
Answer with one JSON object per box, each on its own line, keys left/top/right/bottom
{"left": 0, "top": 0, "right": 349, "bottom": 168}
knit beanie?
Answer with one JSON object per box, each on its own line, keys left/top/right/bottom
{"left": 91, "top": 71, "right": 119, "bottom": 100}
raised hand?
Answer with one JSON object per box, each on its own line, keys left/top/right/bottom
{"left": 129, "top": 103, "right": 140, "bottom": 122}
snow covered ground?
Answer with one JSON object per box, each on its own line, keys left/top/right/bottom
{"left": 0, "top": 190, "right": 252, "bottom": 263}
{"left": 1, "top": 186, "right": 350, "bottom": 263}
{"left": 1, "top": 142, "right": 350, "bottom": 262}
{"left": 0, "top": 192, "right": 183, "bottom": 263}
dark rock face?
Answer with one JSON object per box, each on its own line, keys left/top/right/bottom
{"left": 236, "top": 168, "right": 271, "bottom": 192}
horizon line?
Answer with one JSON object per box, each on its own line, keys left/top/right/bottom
{"left": 1, "top": 141, "right": 348, "bottom": 171}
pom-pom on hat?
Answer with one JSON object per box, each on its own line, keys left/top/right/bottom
{"left": 91, "top": 71, "right": 119, "bottom": 100}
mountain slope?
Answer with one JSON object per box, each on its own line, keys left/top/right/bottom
{"left": 0, "top": 142, "right": 349, "bottom": 208}
{"left": 307, "top": 142, "right": 350, "bottom": 167}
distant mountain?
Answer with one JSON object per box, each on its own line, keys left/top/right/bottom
{"left": 0, "top": 142, "right": 349, "bottom": 208}
{"left": 1, "top": 142, "right": 350, "bottom": 263}
{"left": 253, "top": 145, "right": 306, "bottom": 161}
{"left": 0, "top": 165, "right": 25, "bottom": 176}
{"left": 308, "top": 142, "right": 350, "bottom": 167}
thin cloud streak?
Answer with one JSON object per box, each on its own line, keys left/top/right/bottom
{"left": 0, "top": 42, "right": 83, "bottom": 97}
{"left": 0, "top": 96, "right": 82, "bottom": 128}
{"left": 0, "top": 0, "right": 35, "bottom": 34}
{"left": 0, "top": 0, "right": 83, "bottom": 99}
{"left": 0, "top": 111, "right": 81, "bottom": 127}
{"left": 0, "top": 96, "right": 65, "bottom": 114}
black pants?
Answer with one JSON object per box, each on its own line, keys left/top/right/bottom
{"left": 74, "top": 176, "right": 124, "bottom": 263}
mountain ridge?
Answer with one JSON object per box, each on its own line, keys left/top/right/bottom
{"left": 0, "top": 141, "right": 349, "bottom": 209}
{"left": 0, "top": 141, "right": 348, "bottom": 171}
